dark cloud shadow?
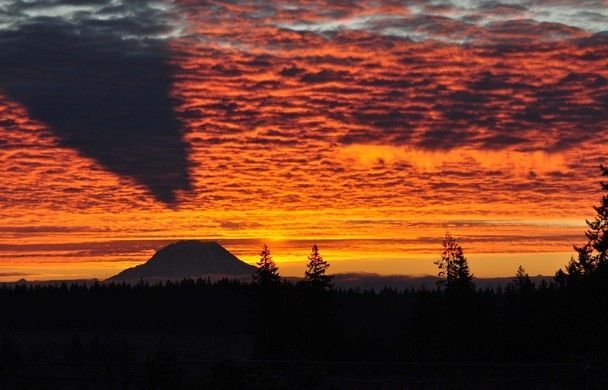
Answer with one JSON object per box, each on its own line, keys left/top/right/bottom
{"left": 0, "top": 2, "right": 192, "bottom": 204}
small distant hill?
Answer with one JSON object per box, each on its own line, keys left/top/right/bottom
{"left": 106, "top": 240, "right": 255, "bottom": 282}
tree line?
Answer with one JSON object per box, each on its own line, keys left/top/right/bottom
{"left": 248, "top": 165, "right": 608, "bottom": 365}
{"left": 0, "top": 166, "right": 606, "bottom": 386}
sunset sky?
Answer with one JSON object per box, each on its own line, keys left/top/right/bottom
{"left": 0, "top": 0, "right": 607, "bottom": 281}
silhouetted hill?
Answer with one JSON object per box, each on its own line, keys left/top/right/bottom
{"left": 106, "top": 240, "right": 254, "bottom": 282}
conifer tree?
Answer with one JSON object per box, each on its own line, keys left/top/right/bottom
{"left": 298, "top": 245, "right": 336, "bottom": 359}
{"left": 435, "top": 232, "right": 474, "bottom": 293}
{"left": 303, "top": 244, "right": 333, "bottom": 290}
{"left": 556, "top": 165, "right": 608, "bottom": 283}
{"left": 513, "top": 265, "right": 534, "bottom": 294}
{"left": 584, "top": 164, "right": 608, "bottom": 264}
{"left": 252, "top": 245, "right": 283, "bottom": 357}
{"left": 254, "top": 245, "right": 280, "bottom": 288}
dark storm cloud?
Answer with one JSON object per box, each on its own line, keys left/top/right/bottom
{"left": 0, "top": 0, "right": 192, "bottom": 204}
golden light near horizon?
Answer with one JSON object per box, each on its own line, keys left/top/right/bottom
{"left": 0, "top": 0, "right": 607, "bottom": 281}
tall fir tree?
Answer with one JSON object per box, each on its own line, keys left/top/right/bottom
{"left": 303, "top": 244, "right": 333, "bottom": 290}
{"left": 252, "top": 245, "right": 283, "bottom": 357}
{"left": 584, "top": 164, "right": 608, "bottom": 264}
{"left": 253, "top": 245, "right": 280, "bottom": 287}
{"left": 556, "top": 165, "right": 608, "bottom": 284}
{"left": 297, "top": 244, "right": 336, "bottom": 359}
{"left": 435, "top": 232, "right": 475, "bottom": 294}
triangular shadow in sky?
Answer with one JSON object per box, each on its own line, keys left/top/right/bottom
{"left": 0, "top": 17, "right": 192, "bottom": 204}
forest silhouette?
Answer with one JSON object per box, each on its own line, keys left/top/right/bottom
{"left": 0, "top": 166, "right": 607, "bottom": 388}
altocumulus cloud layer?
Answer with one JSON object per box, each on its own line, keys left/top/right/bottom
{"left": 0, "top": 0, "right": 191, "bottom": 204}
{"left": 171, "top": 0, "right": 608, "bottom": 152}
{"left": 1, "top": 0, "right": 607, "bottom": 206}
{"left": 0, "top": 0, "right": 607, "bottom": 279}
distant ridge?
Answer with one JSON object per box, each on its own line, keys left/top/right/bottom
{"left": 330, "top": 273, "right": 553, "bottom": 291}
{"left": 106, "top": 240, "right": 255, "bottom": 282}
{"left": 6, "top": 272, "right": 553, "bottom": 289}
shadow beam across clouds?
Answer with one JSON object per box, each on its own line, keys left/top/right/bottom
{"left": 0, "top": 0, "right": 192, "bottom": 204}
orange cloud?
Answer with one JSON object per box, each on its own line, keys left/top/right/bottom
{"left": 338, "top": 145, "right": 566, "bottom": 175}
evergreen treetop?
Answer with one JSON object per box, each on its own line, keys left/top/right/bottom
{"left": 435, "top": 232, "right": 475, "bottom": 294}
{"left": 556, "top": 165, "right": 608, "bottom": 285}
{"left": 303, "top": 244, "right": 333, "bottom": 290}
{"left": 254, "top": 244, "right": 280, "bottom": 287}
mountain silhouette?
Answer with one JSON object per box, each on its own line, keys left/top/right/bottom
{"left": 107, "top": 240, "right": 254, "bottom": 282}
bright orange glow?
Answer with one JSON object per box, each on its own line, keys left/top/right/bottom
{"left": 1, "top": 2, "right": 607, "bottom": 281}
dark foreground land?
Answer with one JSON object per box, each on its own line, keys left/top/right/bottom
{"left": 0, "top": 277, "right": 606, "bottom": 389}
{"left": 0, "top": 360, "right": 592, "bottom": 389}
